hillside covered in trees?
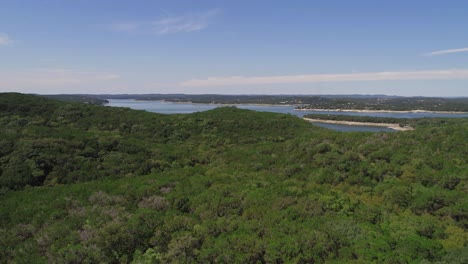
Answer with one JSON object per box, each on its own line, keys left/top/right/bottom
{"left": 0, "top": 93, "right": 467, "bottom": 263}
{"left": 40, "top": 94, "right": 109, "bottom": 105}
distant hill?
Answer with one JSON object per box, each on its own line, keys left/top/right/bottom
{"left": 39, "top": 94, "right": 109, "bottom": 105}
{"left": 79, "top": 93, "right": 404, "bottom": 100}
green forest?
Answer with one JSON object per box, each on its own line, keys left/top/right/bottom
{"left": 0, "top": 93, "right": 467, "bottom": 263}
{"left": 40, "top": 95, "right": 109, "bottom": 105}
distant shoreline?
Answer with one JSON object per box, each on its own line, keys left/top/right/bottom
{"left": 303, "top": 118, "right": 414, "bottom": 131}
{"left": 110, "top": 99, "right": 468, "bottom": 114}
{"left": 296, "top": 108, "right": 468, "bottom": 114}
{"left": 130, "top": 99, "right": 295, "bottom": 107}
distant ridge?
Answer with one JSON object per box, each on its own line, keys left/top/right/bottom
{"left": 41, "top": 93, "right": 468, "bottom": 99}
{"left": 43, "top": 93, "right": 405, "bottom": 99}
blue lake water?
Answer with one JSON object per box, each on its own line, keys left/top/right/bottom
{"left": 106, "top": 99, "right": 468, "bottom": 132}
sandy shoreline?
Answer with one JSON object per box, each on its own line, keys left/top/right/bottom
{"left": 296, "top": 108, "right": 468, "bottom": 114}
{"left": 303, "top": 118, "right": 414, "bottom": 131}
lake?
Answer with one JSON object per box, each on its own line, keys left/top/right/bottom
{"left": 106, "top": 99, "right": 468, "bottom": 132}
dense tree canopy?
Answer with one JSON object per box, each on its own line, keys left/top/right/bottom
{"left": 0, "top": 93, "right": 467, "bottom": 263}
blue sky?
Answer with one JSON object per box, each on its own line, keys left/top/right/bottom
{"left": 1, "top": 0, "right": 468, "bottom": 96}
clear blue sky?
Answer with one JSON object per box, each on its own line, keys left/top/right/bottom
{"left": 1, "top": 0, "right": 468, "bottom": 96}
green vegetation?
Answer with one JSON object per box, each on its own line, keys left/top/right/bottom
{"left": 1, "top": 93, "right": 467, "bottom": 263}
{"left": 40, "top": 94, "right": 109, "bottom": 105}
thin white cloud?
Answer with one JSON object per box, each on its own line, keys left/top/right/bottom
{"left": 180, "top": 69, "right": 468, "bottom": 87}
{"left": 152, "top": 9, "right": 220, "bottom": 34}
{"left": 0, "top": 33, "right": 12, "bottom": 45}
{"left": 108, "top": 9, "right": 220, "bottom": 35}
{"left": 0, "top": 68, "right": 120, "bottom": 91}
{"left": 152, "top": 17, "right": 206, "bottom": 34}
{"left": 425, "top": 47, "right": 468, "bottom": 56}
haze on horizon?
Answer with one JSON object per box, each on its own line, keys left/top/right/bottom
{"left": 1, "top": 0, "right": 468, "bottom": 96}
